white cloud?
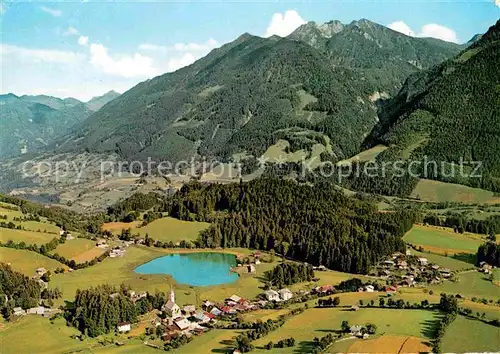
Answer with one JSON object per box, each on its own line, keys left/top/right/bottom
{"left": 0, "top": 44, "right": 82, "bottom": 64}
{"left": 64, "top": 26, "right": 79, "bottom": 36}
{"left": 166, "top": 53, "right": 196, "bottom": 72}
{"left": 387, "top": 21, "right": 459, "bottom": 43}
{"left": 138, "top": 43, "right": 167, "bottom": 53}
{"left": 264, "top": 10, "right": 306, "bottom": 37}
{"left": 420, "top": 24, "right": 458, "bottom": 43}
{"left": 1, "top": 2, "right": 7, "bottom": 15}
{"left": 138, "top": 38, "right": 218, "bottom": 53}
{"left": 40, "top": 6, "right": 62, "bottom": 17}
{"left": 89, "top": 43, "right": 158, "bottom": 78}
{"left": 496, "top": 0, "right": 500, "bottom": 8}
{"left": 78, "top": 36, "right": 89, "bottom": 46}
{"left": 387, "top": 21, "right": 415, "bottom": 37}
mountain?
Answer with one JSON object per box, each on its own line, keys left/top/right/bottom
{"left": 86, "top": 90, "right": 121, "bottom": 111}
{"left": 365, "top": 20, "right": 500, "bottom": 191}
{"left": 288, "top": 20, "right": 344, "bottom": 49}
{"left": 290, "top": 19, "right": 462, "bottom": 94}
{"left": 467, "top": 33, "right": 483, "bottom": 45}
{"left": 52, "top": 20, "right": 461, "bottom": 167}
{"left": 0, "top": 91, "right": 120, "bottom": 158}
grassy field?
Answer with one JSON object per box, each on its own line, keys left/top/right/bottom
{"left": 50, "top": 238, "right": 106, "bottom": 263}
{"left": 0, "top": 205, "right": 23, "bottom": 220}
{"left": 250, "top": 307, "right": 439, "bottom": 353}
{"left": 411, "top": 179, "right": 500, "bottom": 204}
{"left": 441, "top": 315, "right": 500, "bottom": 352}
{"left": 429, "top": 268, "right": 500, "bottom": 299}
{"left": 0, "top": 317, "right": 85, "bottom": 354}
{"left": 175, "top": 329, "right": 243, "bottom": 353}
{"left": 346, "top": 334, "right": 430, "bottom": 353}
{"left": 0, "top": 248, "right": 68, "bottom": 275}
{"left": 0, "top": 228, "right": 58, "bottom": 245}
{"left": 410, "top": 249, "right": 474, "bottom": 271}
{"left": 51, "top": 246, "right": 271, "bottom": 307}
{"left": 101, "top": 217, "right": 209, "bottom": 243}
{"left": 129, "top": 217, "right": 209, "bottom": 243}
{"left": 16, "top": 220, "right": 60, "bottom": 234}
{"left": 337, "top": 145, "right": 388, "bottom": 166}
{"left": 403, "top": 224, "right": 485, "bottom": 255}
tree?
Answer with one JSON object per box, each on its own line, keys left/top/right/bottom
{"left": 333, "top": 297, "right": 340, "bottom": 307}
{"left": 236, "top": 335, "right": 254, "bottom": 353}
{"left": 379, "top": 298, "right": 385, "bottom": 307}
{"left": 365, "top": 323, "right": 377, "bottom": 334}
{"left": 341, "top": 320, "right": 350, "bottom": 332}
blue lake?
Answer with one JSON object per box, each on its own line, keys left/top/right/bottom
{"left": 134, "top": 252, "right": 239, "bottom": 286}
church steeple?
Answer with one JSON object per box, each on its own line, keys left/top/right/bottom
{"left": 169, "top": 286, "right": 175, "bottom": 303}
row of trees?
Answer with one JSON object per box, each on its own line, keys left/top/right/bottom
{"left": 423, "top": 214, "right": 500, "bottom": 236}
{"left": 476, "top": 241, "right": 500, "bottom": 267}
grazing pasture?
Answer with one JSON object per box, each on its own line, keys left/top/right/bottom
{"left": 429, "top": 268, "right": 500, "bottom": 299}
{"left": 0, "top": 317, "right": 83, "bottom": 354}
{"left": 403, "top": 224, "right": 485, "bottom": 255}
{"left": 51, "top": 238, "right": 106, "bottom": 263}
{"left": 346, "top": 334, "right": 430, "bottom": 353}
{"left": 129, "top": 217, "right": 210, "bottom": 243}
{"left": 0, "top": 248, "right": 68, "bottom": 276}
{"left": 411, "top": 179, "right": 500, "bottom": 204}
{"left": 250, "top": 307, "right": 440, "bottom": 353}
{"left": 0, "top": 228, "right": 57, "bottom": 245}
{"left": 441, "top": 316, "right": 500, "bottom": 353}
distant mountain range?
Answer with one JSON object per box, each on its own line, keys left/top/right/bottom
{"left": 366, "top": 20, "right": 500, "bottom": 191}
{"left": 52, "top": 19, "right": 463, "bottom": 165}
{"left": 0, "top": 91, "right": 120, "bottom": 158}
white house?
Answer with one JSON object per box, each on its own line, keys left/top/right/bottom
{"left": 117, "top": 322, "right": 131, "bottom": 332}
{"left": 36, "top": 268, "right": 47, "bottom": 276}
{"left": 264, "top": 289, "right": 280, "bottom": 301}
{"left": 418, "top": 257, "right": 428, "bottom": 266}
{"left": 27, "top": 306, "right": 45, "bottom": 315}
{"left": 228, "top": 295, "right": 241, "bottom": 303}
{"left": 13, "top": 307, "right": 25, "bottom": 316}
{"left": 278, "top": 288, "right": 293, "bottom": 301}
{"left": 183, "top": 305, "right": 196, "bottom": 315}
{"left": 350, "top": 325, "right": 363, "bottom": 336}
{"left": 364, "top": 285, "right": 375, "bottom": 292}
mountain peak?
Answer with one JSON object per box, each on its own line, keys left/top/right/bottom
{"left": 288, "top": 20, "right": 344, "bottom": 48}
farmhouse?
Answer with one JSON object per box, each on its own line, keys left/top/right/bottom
{"left": 418, "top": 257, "right": 428, "bottom": 265}
{"left": 173, "top": 318, "right": 191, "bottom": 333}
{"left": 351, "top": 305, "right": 360, "bottom": 311}
{"left": 264, "top": 289, "right": 280, "bottom": 301}
{"left": 13, "top": 307, "right": 25, "bottom": 316}
{"left": 117, "top": 322, "right": 131, "bottom": 332}
{"left": 183, "top": 305, "right": 196, "bottom": 315}
{"left": 26, "top": 306, "right": 45, "bottom": 315}
{"left": 364, "top": 285, "right": 375, "bottom": 292}
{"left": 228, "top": 295, "right": 241, "bottom": 303}
{"left": 350, "top": 325, "right": 363, "bottom": 336}
{"left": 210, "top": 307, "right": 222, "bottom": 316}
{"left": 247, "top": 264, "right": 256, "bottom": 273}
{"left": 278, "top": 288, "right": 293, "bottom": 301}
{"left": 36, "top": 267, "right": 47, "bottom": 276}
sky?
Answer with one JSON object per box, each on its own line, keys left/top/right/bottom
{"left": 1, "top": 0, "right": 499, "bottom": 101}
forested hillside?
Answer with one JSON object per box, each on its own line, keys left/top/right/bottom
{"left": 169, "top": 179, "right": 415, "bottom": 273}
{"left": 0, "top": 92, "right": 120, "bottom": 158}
{"left": 366, "top": 20, "right": 500, "bottom": 191}
{"left": 53, "top": 20, "right": 461, "bottom": 167}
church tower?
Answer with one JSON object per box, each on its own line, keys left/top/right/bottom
{"left": 169, "top": 286, "right": 175, "bottom": 303}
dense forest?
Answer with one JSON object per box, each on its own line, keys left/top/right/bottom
{"left": 0, "top": 264, "right": 41, "bottom": 317}
{"left": 423, "top": 213, "right": 500, "bottom": 235}
{"left": 265, "top": 263, "right": 315, "bottom": 288}
{"left": 169, "top": 179, "right": 415, "bottom": 273}
{"left": 366, "top": 20, "right": 500, "bottom": 192}
{"left": 477, "top": 241, "right": 500, "bottom": 267}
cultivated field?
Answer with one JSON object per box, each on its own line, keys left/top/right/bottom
{"left": 101, "top": 221, "right": 142, "bottom": 233}
{"left": 175, "top": 329, "right": 243, "bottom": 353}
{"left": 129, "top": 217, "right": 209, "bottom": 243}
{"left": 411, "top": 179, "right": 500, "bottom": 204}
{"left": 403, "top": 224, "right": 485, "bottom": 255}
{"left": 0, "top": 248, "right": 68, "bottom": 275}
{"left": 0, "top": 228, "right": 58, "bottom": 245}
{"left": 441, "top": 315, "right": 500, "bottom": 352}
{"left": 50, "top": 238, "right": 107, "bottom": 263}
{"left": 346, "top": 334, "right": 430, "bottom": 353}
{"left": 429, "top": 268, "right": 500, "bottom": 299}
{"left": 337, "top": 145, "right": 388, "bottom": 166}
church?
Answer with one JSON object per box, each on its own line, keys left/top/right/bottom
{"left": 162, "top": 287, "right": 181, "bottom": 318}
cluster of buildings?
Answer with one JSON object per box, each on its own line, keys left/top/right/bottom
{"left": 13, "top": 306, "right": 61, "bottom": 318}
{"left": 377, "top": 252, "right": 452, "bottom": 287}
{"left": 59, "top": 229, "right": 74, "bottom": 240}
